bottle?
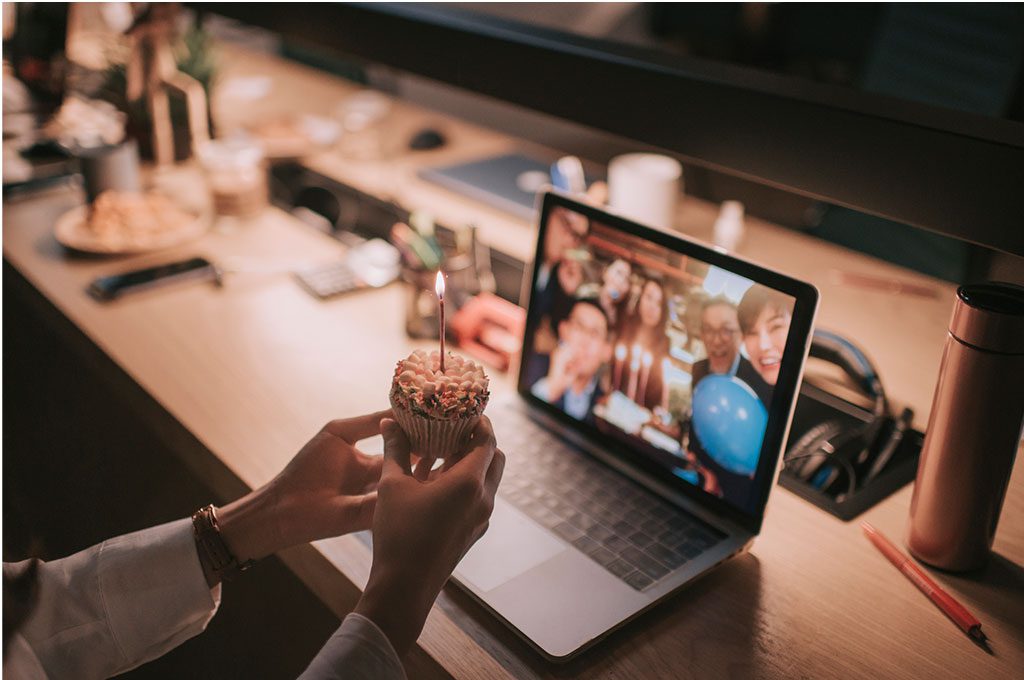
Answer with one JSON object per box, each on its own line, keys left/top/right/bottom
{"left": 907, "top": 282, "right": 1024, "bottom": 571}
{"left": 712, "top": 201, "right": 745, "bottom": 252}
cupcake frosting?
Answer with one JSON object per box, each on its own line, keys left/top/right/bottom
{"left": 390, "top": 349, "right": 489, "bottom": 420}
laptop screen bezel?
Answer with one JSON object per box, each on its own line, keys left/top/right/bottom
{"left": 517, "top": 191, "right": 819, "bottom": 535}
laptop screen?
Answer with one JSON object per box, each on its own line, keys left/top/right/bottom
{"left": 520, "top": 193, "right": 817, "bottom": 523}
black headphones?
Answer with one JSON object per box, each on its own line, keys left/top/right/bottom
{"left": 784, "top": 330, "right": 912, "bottom": 500}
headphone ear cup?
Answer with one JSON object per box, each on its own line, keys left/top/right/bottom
{"left": 786, "top": 420, "right": 846, "bottom": 481}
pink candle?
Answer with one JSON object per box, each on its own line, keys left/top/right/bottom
{"left": 638, "top": 350, "right": 653, "bottom": 405}
{"left": 661, "top": 357, "right": 671, "bottom": 407}
{"left": 627, "top": 343, "right": 642, "bottom": 402}
{"left": 613, "top": 343, "right": 627, "bottom": 392}
{"left": 435, "top": 271, "right": 446, "bottom": 373}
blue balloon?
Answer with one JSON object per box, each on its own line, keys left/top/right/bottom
{"left": 691, "top": 375, "right": 768, "bottom": 476}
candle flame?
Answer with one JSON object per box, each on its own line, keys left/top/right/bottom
{"left": 615, "top": 344, "right": 627, "bottom": 360}
{"left": 642, "top": 350, "right": 653, "bottom": 367}
{"left": 435, "top": 270, "right": 445, "bottom": 298}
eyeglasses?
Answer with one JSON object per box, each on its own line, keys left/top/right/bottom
{"left": 702, "top": 327, "right": 739, "bottom": 339}
{"left": 567, "top": 318, "right": 607, "bottom": 342}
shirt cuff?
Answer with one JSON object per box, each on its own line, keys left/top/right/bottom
{"left": 98, "top": 518, "right": 221, "bottom": 673}
{"left": 298, "top": 613, "right": 405, "bottom": 680}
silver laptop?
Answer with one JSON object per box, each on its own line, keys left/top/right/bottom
{"left": 453, "top": 192, "right": 819, "bottom": 660}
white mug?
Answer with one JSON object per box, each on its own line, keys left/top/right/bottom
{"left": 607, "top": 153, "right": 683, "bottom": 230}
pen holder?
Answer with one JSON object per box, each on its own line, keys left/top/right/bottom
{"left": 402, "top": 254, "right": 476, "bottom": 339}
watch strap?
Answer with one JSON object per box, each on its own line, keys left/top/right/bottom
{"left": 191, "top": 504, "right": 255, "bottom": 581}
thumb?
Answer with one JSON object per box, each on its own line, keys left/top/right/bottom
{"left": 380, "top": 418, "right": 412, "bottom": 477}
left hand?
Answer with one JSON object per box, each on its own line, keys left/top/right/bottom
{"left": 216, "top": 410, "right": 391, "bottom": 570}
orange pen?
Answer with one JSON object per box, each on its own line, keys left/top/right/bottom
{"left": 861, "top": 522, "right": 987, "bottom": 645}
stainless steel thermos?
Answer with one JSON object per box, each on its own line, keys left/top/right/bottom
{"left": 907, "top": 282, "right": 1024, "bottom": 571}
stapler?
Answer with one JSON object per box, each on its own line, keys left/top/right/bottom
{"left": 451, "top": 292, "right": 525, "bottom": 372}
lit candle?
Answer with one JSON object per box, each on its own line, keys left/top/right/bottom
{"left": 627, "top": 342, "right": 642, "bottom": 402}
{"left": 638, "top": 350, "right": 653, "bottom": 405}
{"left": 435, "top": 270, "right": 446, "bottom": 373}
{"left": 613, "top": 343, "right": 627, "bottom": 392}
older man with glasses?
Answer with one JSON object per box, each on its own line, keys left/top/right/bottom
{"left": 685, "top": 296, "right": 770, "bottom": 501}
{"left": 690, "top": 296, "right": 770, "bottom": 403}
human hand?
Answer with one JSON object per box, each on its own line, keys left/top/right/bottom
{"left": 547, "top": 342, "right": 579, "bottom": 401}
{"left": 215, "top": 410, "right": 390, "bottom": 574}
{"left": 701, "top": 466, "right": 721, "bottom": 496}
{"left": 355, "top": 416, "right": 504, "bottom": 656}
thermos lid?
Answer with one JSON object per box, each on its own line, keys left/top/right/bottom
{"left": 950, "top": 282, "right": 1024, "bottom": 354}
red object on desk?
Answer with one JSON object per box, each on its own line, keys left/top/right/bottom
{"left": 450, "top": 293, "right": 525, "bottom": 372}
{"left": 861, "top": 522, "right": 986, "bottom": 644}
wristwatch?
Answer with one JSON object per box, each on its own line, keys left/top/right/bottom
{"left": 191, "top": 504, "right": 255, "bottom": 582}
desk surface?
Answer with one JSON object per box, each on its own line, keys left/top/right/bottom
{"left": 4, "top": 45, "right": 1023, "bottom": 680}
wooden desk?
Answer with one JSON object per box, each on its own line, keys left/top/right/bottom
{"left": 5, "top": 46, "right": 1023, "bottom": 680}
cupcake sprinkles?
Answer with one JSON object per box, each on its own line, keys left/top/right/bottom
{"left": 390, "top": 350, "right": 490, "bottom": 420}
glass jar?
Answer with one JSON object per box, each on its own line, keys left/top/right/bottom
{"left": 197, "top": 137, "right": 268, "bottom": 219}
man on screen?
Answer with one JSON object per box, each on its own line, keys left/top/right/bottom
{"left": 690, "top": 296, "right": 766, "bottom": 401}
{"left": 687, "top": 296, "right": 768, "bottom": 503}
{"left": 533, "top": 207, "right": 590, "bottom": 330}
{"left": 530, "top": 298, "right": 612, "bottom": 422}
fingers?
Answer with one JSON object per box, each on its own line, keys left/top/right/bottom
{"left": 414, "top": 455, "right": 436, "bottom": 481}
{"left": 444, "top": 417, "right": 496, "bottom": 483}
{"left": 359, "top": 454, "right": 385, "bottom": 493}
{"left": 380, "top": 419, "right": 412, "bottom": 477}
{"left": 484, "top": 448, "right": 506, "bottom": 497}
{"left": 324, "top": 409, "right": 394, "bottom": 444}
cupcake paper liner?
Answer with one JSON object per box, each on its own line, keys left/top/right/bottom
{"left": 390, "top": 393, "right": 480, "bottom": 462}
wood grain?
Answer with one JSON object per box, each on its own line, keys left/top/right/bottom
{"left": 4, "top": 43, "right": 1022, "bottom": 680}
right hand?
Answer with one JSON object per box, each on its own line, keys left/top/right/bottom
{"left": 546, "top": 342, "right": 579, "bottom": 401}
{"left": 354, "top": 417, "right": 504, "bottom": 656}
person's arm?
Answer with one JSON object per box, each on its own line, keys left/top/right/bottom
{"left": 298, "top": 613, "right": 405, "bottom": 680}
{"left": 300, "top": 417, "right": 503, "bottom": 677}
{"left": 7, "top": 519, "right": 220, "bottom": 680}
{"left": 543, "top": 343, "right": 577, "bottom": 404}
{"left": 6, "top": 409, "right": 395, "bottom": 680}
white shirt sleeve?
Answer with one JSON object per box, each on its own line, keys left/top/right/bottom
{"left": 298, "top": 613, "right": 406, "bottom": 680}
{"left": 3, "top": 518, "right": 221, "bottom": 680}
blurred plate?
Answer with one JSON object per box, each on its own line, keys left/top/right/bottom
{"left": 54, "top": 201, "right": 208, "bottom": 255}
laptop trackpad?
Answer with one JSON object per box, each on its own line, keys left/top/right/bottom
{"left": 456, "top": 500, "right": 566, "bottom": 592}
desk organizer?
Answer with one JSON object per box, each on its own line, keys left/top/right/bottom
{"left": 778, "top": 382, "right": 923, "bottom": 521}
{"left": 268, "top": 161, "right": 526, "bottom": 304}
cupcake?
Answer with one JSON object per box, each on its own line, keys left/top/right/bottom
{"left": 389, "top": 349, "right": 490, "bottom": 464}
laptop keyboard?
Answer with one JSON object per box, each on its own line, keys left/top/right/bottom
{"left": 496, "top": 406, "right": 725, "bottom": 592}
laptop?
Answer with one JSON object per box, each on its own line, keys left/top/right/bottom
{"left": 453, "top": 191, "right": 819, "bottom": 660}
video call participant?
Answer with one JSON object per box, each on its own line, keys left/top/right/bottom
{"left": 617, "top": 278, "right": 671, "bottom": 410}
{"left": 533, "top": 207, "right": 590, "bottom": 332}
{"left": 530, "top": 298, "right": 613, "bottom": 423}
{"left": 687, "top": 297, "right": 766, "bottom": 503}
{"left": 737, "top": 285, "right": 794, "bottom": 400}
{"left": 596, "top": 258, "right": 632, "bottom": 331}
{"left": 690, "top": 297, "right": 769, "bottom": 404}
